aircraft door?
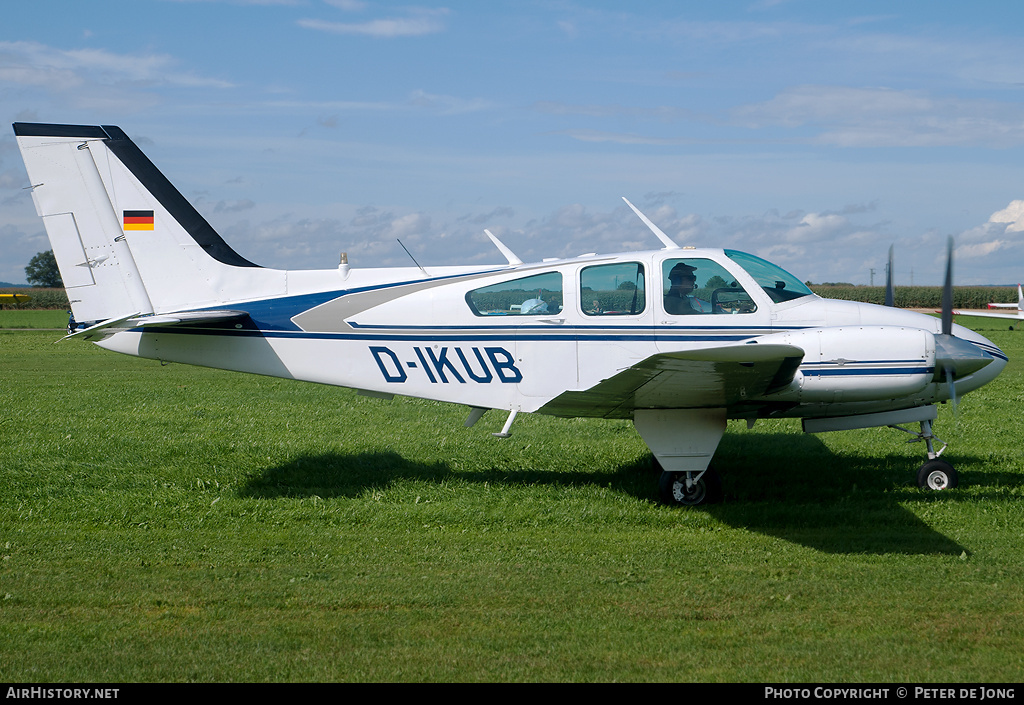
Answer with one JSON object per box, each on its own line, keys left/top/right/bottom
{"left": 655, "top": 256, "right": 769, "bottom": 353}
{"left": 512, "top": 271, "right": 577, "bottom": 398}
{"left": 464, "top": 269, "right": 576, "bottom": 401}
{"left": 574, "top": 260, "right": 652, "bottom": 393}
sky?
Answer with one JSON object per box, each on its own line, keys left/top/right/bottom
{"left": 3, "top": 1, "right": 1024, "bottom": 286}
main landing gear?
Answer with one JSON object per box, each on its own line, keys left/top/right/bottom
{"left": 633, "top": 409, "right": 729, "bottom": 508}
{"left": 657, "top": 466, "right": 723, "bottom": 507}
{"left": 891, "top": 417, "right": 959, "bottom": 490}
{"left": 644, "top": 407, "right": 961, "bottom": 507}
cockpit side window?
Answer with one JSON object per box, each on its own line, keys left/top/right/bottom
{"left": 465, "top": 271, "right": 563, "bottom": 316}
{"left": 724, "top": 250, "right": 814, "bottom": 303}
{"left": 661, "top": 258, "right": 757, "bottom": 315}
{"left": 580, "top": 262, "right": 646, "bottom": 316}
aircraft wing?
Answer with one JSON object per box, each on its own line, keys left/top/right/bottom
{"left": 64, "top": 310, "right": 250, "bottom": 341}
{"left": 538, "top": 343, "right": 804, "bottom": 418}
{"left": 0, "top": 293, "right": 31, "bottom": 304}
{"left": 948, "top": 309, "right": 1024, "bottom": 321}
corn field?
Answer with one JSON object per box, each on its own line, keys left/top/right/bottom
{"left": 1, "top": 286, "right": 1017, "bottom": 313}
{"left": 810, "top": 285, "right": 1017, "bottom": 309}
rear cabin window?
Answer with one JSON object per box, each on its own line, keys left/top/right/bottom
{"left": 466, "top": 272, "right": 563, "bottom": 316}
{"left": 580, "top": 262, "right": 646, "bottom": 316}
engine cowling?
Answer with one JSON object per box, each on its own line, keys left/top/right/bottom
{"left": 756, "top": 326, "right": 935, "bottom": 403}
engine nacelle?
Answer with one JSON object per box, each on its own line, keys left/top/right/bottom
{"left": 758, "top": 326, "right": 935, "bottom": 403}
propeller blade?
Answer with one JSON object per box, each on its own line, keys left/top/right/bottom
{"left": 944, "top": 363, "right": 958, "bottom": 415}
{"left": 885, "top": 244, "right": 895, "bottom": 307}
{"left": 941, "top": 236, "right": 954, "bottom": 337}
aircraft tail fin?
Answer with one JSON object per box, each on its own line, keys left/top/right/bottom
{"left": 13, "top": 123, "right": 272, "bottom": 325}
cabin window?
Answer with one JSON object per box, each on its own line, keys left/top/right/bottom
{"left": 580, "top": 262, "right": 646, "bottom": 316}
{"left": 724, "top": 250, "right": 814, "bottom": 303}
{"left": 661, "top": 258, "right": 757, "bottom": 315}
{"left": 465, "top": 272, "right": 563, "bottom": 316}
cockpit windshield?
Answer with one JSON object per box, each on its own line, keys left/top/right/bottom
{"left": 724, "top": 250, "right": 815, "bottom": 303}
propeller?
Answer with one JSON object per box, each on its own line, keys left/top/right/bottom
{"left": 931, "top": 235, "right": 991, "bottom": 411}
{"left": 882, "top": 238, "right": 992, "bottom": 422}
{"left": 941, "top": 235, "right": 954, "bottom": 337}
{"left": 885, "top": 244, "right": 894, "bottom": 307}
{"left": 940, "top": 236, "right": 955, "bottom": 407}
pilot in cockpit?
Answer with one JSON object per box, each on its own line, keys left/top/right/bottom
{"left": 664, "top": 262, "right": 710, "bottom": 315}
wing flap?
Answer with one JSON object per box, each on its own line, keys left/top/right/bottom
{"left": 539, "top": 343, "right": 805, "bottom": 418}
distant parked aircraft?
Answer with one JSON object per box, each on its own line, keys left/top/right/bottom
{"left": 949, "top": 284, "right": 1024, "bottom": 329}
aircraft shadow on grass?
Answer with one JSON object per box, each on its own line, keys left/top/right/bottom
{"left": 232, "top": 428, "right": 1020, "bottom": 557}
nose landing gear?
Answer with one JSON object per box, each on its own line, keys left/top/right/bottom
{"left": 890, "top": 417, "right": 959, "bottom": 490}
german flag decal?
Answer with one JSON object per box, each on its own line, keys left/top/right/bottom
{"left": 123, "top": 210, "right": 155, "bottom": 231}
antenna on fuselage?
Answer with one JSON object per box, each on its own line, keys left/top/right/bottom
{"left": 484, "top": 229, "right": 523, "bottom": 265}
{"left": 622, "top": 197, "right": 681, "bottom": 250}
{"left": 397, "top": 239, "right": 428, "bottom": 277}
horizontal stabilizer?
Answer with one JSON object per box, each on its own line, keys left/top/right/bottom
{"left": 64, "top": 310, "right": 249, "bottom": 341}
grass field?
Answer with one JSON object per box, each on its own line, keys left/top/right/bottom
{"left": 1, "top": 312, "right": 1023, "bottom": 682}
{"left": 0, "top": 309, "right": 67, "bottom": 330}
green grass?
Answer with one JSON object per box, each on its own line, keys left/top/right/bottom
{"left": 0, "top": 309, "right": 67, "bottom": 329}
{"left": 1, "top": 313, "right": 1023, "bottom": 682}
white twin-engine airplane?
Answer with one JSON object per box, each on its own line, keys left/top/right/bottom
{"left": 13, "top": 122, "right": 1008, "bottom": 505}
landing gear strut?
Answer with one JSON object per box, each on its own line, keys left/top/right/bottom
{"left": 890, "top": 418, "right": 959, "bottom": 490}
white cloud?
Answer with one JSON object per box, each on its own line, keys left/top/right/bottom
{"left": 989, "top": 200, "right": 1024, "bottom": 232}
{"left": 0, "top": 41, "right": 232, "bottom": 90}
{"left": 957, "top": 240, "right": 1008, "bottom": 259}
{"left": 782, "top": 212, "right": 849, "bottom": 243}
{"left": 532, "top": 101, "right": 693, "bottom": 121}
{"left": 733, "top": 85, "right": 1024, "bottom": 147}
{"left": 0, "top": 40, "right": 232, "bottom": 113}
{"left": 407, "top": 90, "right": 495, "bottom": 115}
{"left": 324, "top": 0, "right": 367, "bottom": 9}
{"left": 297, "top": 8, "right": 449, "bottom": 38}
{"left": 550, "top": 129, "right": 696, "bottom": 146}
{"left": 162, "top": 0, "right": 304, "bottom": 5}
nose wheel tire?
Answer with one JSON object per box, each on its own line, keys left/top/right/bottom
{"left": 658, "top": 468, "right": 723, "bottom": 507}
{"left": 917, "top": 459, "right": 958, "bottom": 490}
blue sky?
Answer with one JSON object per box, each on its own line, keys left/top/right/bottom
{"left": 3, "top": 1, "right": 1024, "bottom": 286}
